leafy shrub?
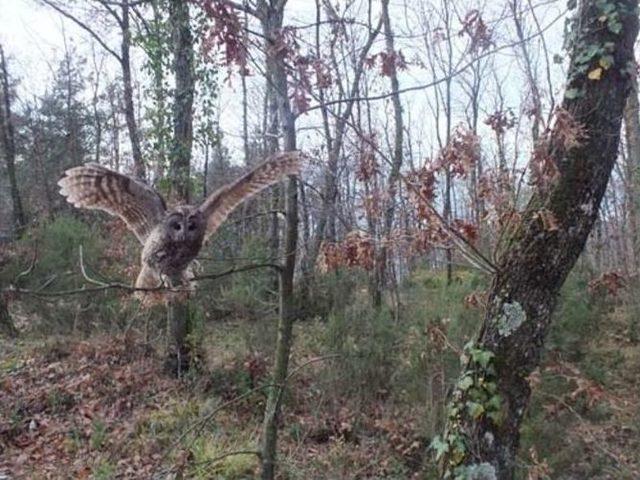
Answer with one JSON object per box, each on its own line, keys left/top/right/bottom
{"left": 1, "top": 215, "right": 130, "bottom": 334}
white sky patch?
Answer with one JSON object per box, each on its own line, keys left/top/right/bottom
{"left": 0, "top": 0, "right": 569, "bottom": 177}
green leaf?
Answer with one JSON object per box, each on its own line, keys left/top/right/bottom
{"left": 487, "top": 410, "right": 505, "bottom": 425}
{"left": 575, "top": 44, "right": 602, "bottom": 64}
{"left": 470, "top": 349, "right": 494, "bottom": 368}
{"left": 608, "top": 18, "right": 623, "bottom": 34}
{"left": 487, "top": 394, "right": 502, "bottom": 411}
{"left": 599, "top": 55, "right": 615, "bottom": 69}
{"left": 458, "top": 375, "right": 474, "bottom": 391}
{"left": 484, "top": 381, "right": 498, "bottom": 394}
{"left": 565, "top": 88, "right": 584, "bottom": 99}
{"left": 466, "top": 401, "right": 485, "bottom": 419}
{"left": 431, "top": 435, "right": 449, "bottom": 460}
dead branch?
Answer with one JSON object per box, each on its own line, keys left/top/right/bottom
{"left": 4, "top": 247, "right": 282, "bottom": 299}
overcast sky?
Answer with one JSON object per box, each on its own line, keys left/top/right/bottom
{"left": 1, "top": 0, "right": 69, "bottom": 94}
{"left": 0, "top": 0, "right": 569, "bottom": 170}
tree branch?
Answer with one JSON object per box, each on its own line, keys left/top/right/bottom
{"left": 39, "top": 0, "right": 123, "bottom": 61}
{"left": 300, "top": 8, "right": 566, "bottom": 115}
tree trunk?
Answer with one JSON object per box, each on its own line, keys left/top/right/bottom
{"left": 0, "top": 292, "right": 17, "bottom": 338}
{"left": 372, "top": 0, "right": 404, "bottom": 309}
{"left": 0, "top": 45, "right": 26, "bottom": 232}
{"left": 169, "top": 0, "right": 194, "bottom": 203}
{"left": 120, "top": 0, "right": 145, "bottom": 179}
{"left": 259, "top": 1, "right": 299, "bottom": 478}
{"left": 624, "top": 71, "right": 640, "bottom": 272}
{"left": 305, "top": 11, "right": 382, "bottom": 272}
{"left": 165, "top": 0, "right": 195, "bottom": 376}
{"left": 151, "top": 0, "right": 169, "bottom": 180}
{"left": 440, "top": 1, "right": 638, "bottom": 478}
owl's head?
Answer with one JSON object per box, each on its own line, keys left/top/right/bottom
{"left": 164, "top": 206, "right": 205, "bottom": 244}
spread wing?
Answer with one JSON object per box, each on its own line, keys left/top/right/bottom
{"left": 58, "top": 163, "right": 167, "bottom": 244}
{"left": 197, "top": 151, "right": 302, "bottom": 242}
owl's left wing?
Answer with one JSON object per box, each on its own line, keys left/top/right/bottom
{"left": 197, "top": 151, "right": 302, "bottom": 242}
{"left": 58, "top": 163, "right": 167, "bottom": 244}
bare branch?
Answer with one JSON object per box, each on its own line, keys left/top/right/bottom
{"left": 39, "top": 0, "right": 122, "bottom": 61}
{"left": 214, "top": 0, "right": 258, "bottom": 18}
{"left": 301, "top": 8, "right": 566, "bottom": 115}
{"left": 4, "top": 262, "right": 282, "bottom": 298}
{"left": 13, "top": 249, "right": 37, "bottom": 284}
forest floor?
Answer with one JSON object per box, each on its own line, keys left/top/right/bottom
{"left": 1, "top": 282, "right": 639, "bottom": 479}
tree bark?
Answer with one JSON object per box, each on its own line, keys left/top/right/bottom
{"left": 0, "top": 290, "right": 17, "bottom": 338}
{"left": 119, "top": 0, "right": 145, "bottom": 179}
{"left": 0, "top": 45, "right": 26, "bottom": 232}
{"left": 169, "top": 0, "right": 194, "bottom": 203}
{"left": 440, "top": 1, "right": 638, "bottom": 478}
{"left": 165, "top": 0, "right": 195, "bottom": 376}
{"left": 150, "top": 0, "right": 169, "bottom": 180}
{"left": 372, "top": 0, "right": 404, "bottom": 308}
{"left": 258, "top": 1, "right": 299, "bottom": 478}
{"left": 624, "top": 71, "right": 640, "bottom": 272}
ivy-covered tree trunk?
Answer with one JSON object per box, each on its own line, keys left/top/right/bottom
{"left": 439, "top": 1, "right": 638, "bottom": 478}
{"left": 169, "top": 0, "right": 194, "bottom": 203}
{"left": 119, "top": 0, "right": 145, "bottom": 180}
{"left": 166, "top": 0, "right": 195, "bottom": 375}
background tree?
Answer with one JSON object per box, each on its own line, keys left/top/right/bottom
{"left": 0, "top": 45, "right": 25, "bottom": 233}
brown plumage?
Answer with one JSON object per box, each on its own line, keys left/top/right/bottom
{"left": 58, "top": 152, "right": 302, "bottom": 299}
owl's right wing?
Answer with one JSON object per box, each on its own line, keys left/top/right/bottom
{"left": 58, "top": 163, "right": 167, "bottom": 244}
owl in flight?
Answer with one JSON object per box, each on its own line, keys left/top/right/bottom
{"left": 58, "top": 152, "right": 301, "bottom": 295}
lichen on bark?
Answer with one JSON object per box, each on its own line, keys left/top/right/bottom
{"left": 496, "top": 301, "right": 526, "bottom": 336}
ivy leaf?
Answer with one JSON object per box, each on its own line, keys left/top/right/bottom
{"left": 466, "top": 401, "right": 485, "bottom": 419}
{"left": 487, "top": 394, "right": 502, "bottom": 411}
{"left": 430, "top": 435, "right": 449, "bottom": 460}
{"left": 588, "top": 67, "right": 603, "bottom": 80}
{"left": 565, "top": 87, "right": 584, "bottom": 99}
{"left": 608, "top": 18, "right": 623, "bottom": 35}
{"left": 599, "top": 55, "right": 614, "bottom": 69}
{"left": 487, "top": 410, "right": 505, "bottom": 425}
{"left": 458, "top": 375, "right": 474, "bottom": 391}
{"left": 470, "top": 348, "right": 494, "bottom": 368}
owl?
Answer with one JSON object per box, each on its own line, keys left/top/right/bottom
{"left": 58, "top": 152, "right": 301, "bottom": 297}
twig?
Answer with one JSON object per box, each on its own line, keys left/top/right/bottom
{"left": 79, "top": 245, "right": 108, "bottom": 287}
{"left": 14, "top": 248, "right": 37, "bottom": 284}
{"left": 188, "top": 450, "right": 262, "bottom": 470}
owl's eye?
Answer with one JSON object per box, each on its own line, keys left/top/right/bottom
{"left": 188, "top": 222, "right": 197, "bottom": 231}
{"left": 171, "top": 222, "right": 182, "bottom": 231}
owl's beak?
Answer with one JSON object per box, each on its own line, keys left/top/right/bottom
{"left": 176, "top": 222, "right": 187, "bottom": 241}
